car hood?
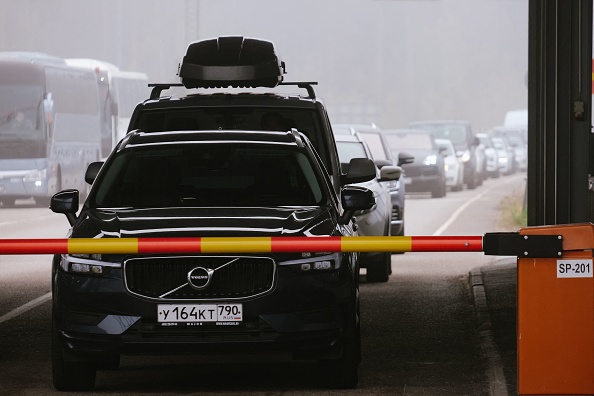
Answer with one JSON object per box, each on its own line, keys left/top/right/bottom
{"left": 71, "top": 206, "right": 337, "bottom": 239}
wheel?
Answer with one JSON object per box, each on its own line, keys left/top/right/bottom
{"left": 431, "top": 179, "right": 447, "bottom": 198}
{"left": 52, "top": 323, "right": 96, "bottom": 391}
{"left": 319, "top": 297, "right": 360, "bottom": 389}
{"left": 96, "top": 354, "right": 120, "bottom": 370}
{"left": 365, "top": 252, "right": 391, "bottom": 282}
{"left": 0, "top": 197, "right": 16, "bottom": 207}
{"left": 35, "top": 196, "right": 51, "bottom": 208}
{"left": 466, "top": 169, "right": 477, "bottom": 189}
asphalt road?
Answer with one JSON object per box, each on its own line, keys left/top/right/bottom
{"left": 0, "top": 173, "right": 526, "bottom": 395}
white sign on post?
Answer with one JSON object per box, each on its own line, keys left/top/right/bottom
{"left": 557, "top": 259, "right": 593, "bottom": 278}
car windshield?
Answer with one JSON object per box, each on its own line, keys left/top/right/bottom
{"left": 414, "top": 124, "right": 467, "bottom": 145}
{"left": 92, "top": 143, "right": 325, "bottom": 208}
{"left": 436, "top": 140, "right": 454, "bottom": 156}
{"left": 385, "top": 132, "right": 433, "bottom": 150}
{"left": 478, "top": 136, "right": 493, "bottom": 148}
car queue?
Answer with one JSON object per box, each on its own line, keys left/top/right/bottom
{"left": 347, "top": 121, "right": 526, "bottom": 201}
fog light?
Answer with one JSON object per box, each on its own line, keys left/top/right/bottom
{"left": 71, "top": 263, "right": 104, "bottom": 274}
{"left": 314, "top": 261, "right": 332, "bottom": 270}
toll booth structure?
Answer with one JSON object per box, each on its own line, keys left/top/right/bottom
{"left": 505, "top": 223, "right": 593, "bottom": 395}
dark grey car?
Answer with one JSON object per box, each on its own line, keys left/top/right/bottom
{"left": 383, "top": 129, "right": 447, "bottom": 199}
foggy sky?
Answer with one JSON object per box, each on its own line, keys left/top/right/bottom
{"left": 0, "top": 0, "right": 528, "bottom": 131}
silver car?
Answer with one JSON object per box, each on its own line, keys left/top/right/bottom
{"left": 333, "top": 126, "right": 402, "bottom": 282}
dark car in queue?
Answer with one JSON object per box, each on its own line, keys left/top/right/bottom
{"left": 49, "top": 129, "right": 376, "bottom": 391}
{"left": 383, "top": 129, "right": 447, "bottom": 198}
{"left": 409, "top": 120, "right": 484, "bottom": 189}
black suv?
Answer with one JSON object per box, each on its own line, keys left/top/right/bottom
{"left": 49, "top": 37, "right": 377, "bottom": 391}
{"left": 129, "top": 36, "right": 374, "bottom": 196}
{"left": 50, "top": 129, "right": 375, "bottom": 391}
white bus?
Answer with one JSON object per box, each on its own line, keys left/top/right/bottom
{"left": 65, "top": 59, "right": 149, "bottom": 157}
{"left": 0, "top": 52, "right": 103, "bottom": 206}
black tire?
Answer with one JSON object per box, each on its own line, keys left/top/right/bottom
{"left": 319, "top": 299, "right": 361, "bottom": 389}
{"left": 96, "top": 354, "right": 120, "bottom": 370}
{"left": 466, "top": 170, "right": 477, "bottom": 189}
{"left": 0, "top": 197, "right": 16, "bottom": 208}
{"left": 52, "top": 323, "right": 96, "bottom": 391}
{"left": 431, "top": 180, "right": 446, "bottom": 198}
{"left": 35, "top": 196, "right": 51, "bottom": 208}
{"left": 365, "top": 252, "right": 390, "bottom": 283}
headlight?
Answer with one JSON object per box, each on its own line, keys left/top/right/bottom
{"left": 60, "top": 254, "right": 120, "bottom": 275}
{"left": 423, "top": 155, "right": 437, "bottom": 166}
{"left": 278, "top": 252, "right": 341, "bottom": 272}
{"left": 457, "top": 150, "right": 471, "bottom": 163}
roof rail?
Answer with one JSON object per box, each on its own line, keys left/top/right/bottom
{"left": 279, "top": 82, "right": 318, "bottom": 99}
{"left": 147, "top": 81, "right": 319, "bottom": 100}
{"left": 148, "top": 83, "right": 184, "bottom": 99}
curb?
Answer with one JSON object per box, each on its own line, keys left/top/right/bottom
{"left": 469, "top": 268, "right": 509, "bottom": 396}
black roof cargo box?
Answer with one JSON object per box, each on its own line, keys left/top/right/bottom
{"left": 178, "top": 36, "right": 286, "bottom": 89}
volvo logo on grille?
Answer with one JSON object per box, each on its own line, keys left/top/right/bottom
{"left": 187, "top": 267, "right": 214, "bottom": 290}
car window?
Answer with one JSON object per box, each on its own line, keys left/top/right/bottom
{"left": 336, "top": 141, "right": 368, "bottom": 163}
{"left": 92, "top": 144, "right": 325, "bottom": 208}
{"left": 478, "top": 136, "right": 493, "bottom": 148}
{"left": 415, "top": 124, "right": 467, "bottom": 145}
{"left": 436, "top": 140, "right": 454, "bottom": 156}
{"left": 136, "top": 107, "right": 331, "bottom": 174}
{"left": 359, "top": 132, "right": 388, "bottom": 161}
{"left": 385, "top": 133, "right": 433, "bottom": 150}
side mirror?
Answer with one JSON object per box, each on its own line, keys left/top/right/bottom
{"left": 398, "top": 151, "right": 415, "bottom": 166}
{"left": 50, "top": 189, "right": 79, "bottom": 226}
{"left": 473, "top": 136, "right": 480, "bottom": 146}
{"left": 85, "top": 162, "right": 104, "bottom": 185}
{"left": 378, "top": 165, "right": 402, "bottom": 182}
{"left": 339, "top": 185, "right": 375, "bottom": 224}
{"left": 341, "top": 158, "right": 376, "bottom": 185}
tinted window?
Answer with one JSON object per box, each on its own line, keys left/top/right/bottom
{"left": 92, "top": 143, "right": 325, "bottom": 208}
{"left": 385, "top": 133, "right": 433, "bottom": 150}
{"left": 414, "top": 124, "right": 467, "bottom": 145}
{"left": 359, "top": 132, "right": 388, "bottom": 161}
{"left": 136, "top": 107, "right": 330, "bottom": 173}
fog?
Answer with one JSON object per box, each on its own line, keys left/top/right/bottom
{"left": 0, "top": 0, "right": 528, "bottom": 131}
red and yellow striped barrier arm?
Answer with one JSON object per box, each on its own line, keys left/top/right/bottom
{"left": 0, "top": 236, "right": 483, "bottom": 255}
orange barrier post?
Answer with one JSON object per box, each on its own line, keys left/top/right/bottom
{"left": 517, "top": 223, "right": 594, "bottom": 395}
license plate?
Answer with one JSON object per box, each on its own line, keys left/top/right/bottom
{"left": 157, "top": 303, "right": 243, "bottom": 324}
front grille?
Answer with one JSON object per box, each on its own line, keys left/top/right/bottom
{"left": 124, "top": 256, "right": 275, "bottom": 301}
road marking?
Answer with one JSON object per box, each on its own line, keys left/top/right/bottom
{"left": 0, "top": 292, "right": 51, "bottom": 325}
{"left": 433, "top": 176, "right": 522, "bottom": 236}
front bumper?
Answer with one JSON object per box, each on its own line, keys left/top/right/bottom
{"left": 53, "top": 264, "right": 355, "bottom": 361}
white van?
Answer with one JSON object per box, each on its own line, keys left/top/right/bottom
{"left": 504, "top": 109, "right": 527, "bottom": 127}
